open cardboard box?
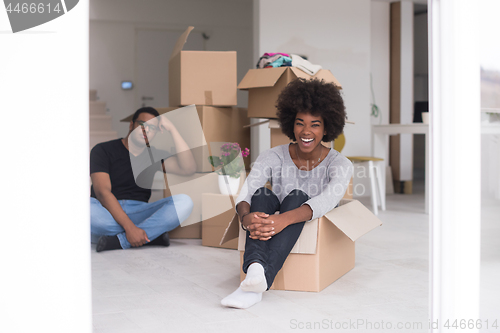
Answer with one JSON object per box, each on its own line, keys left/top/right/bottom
{"left": 121, "top": 106, "right": 251, "bottom": 172}
{"left": 169, "top": 26, "right": 237, "bottom": 106}
{"left": 162, "top": 171, "right": 246, "bottom": 240}
{"left": 238, "top": 67, "right": 342, "bottom": 118}
{"left": 220, "top": 199, "right": 381, "bottom": 292}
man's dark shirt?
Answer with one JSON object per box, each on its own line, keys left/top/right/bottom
{"left": 90, "top": 138, "right": 171, "bottom": 202}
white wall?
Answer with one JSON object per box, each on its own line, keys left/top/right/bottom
{"left": 89, "top": 0, "right": 253, "bottom": 138}
{"left": 254, "top": 0, "right": 372, "bottom": 157}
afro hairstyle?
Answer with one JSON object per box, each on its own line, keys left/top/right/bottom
{"left": 276, "top": 78, "right": 345, "bottom": 142}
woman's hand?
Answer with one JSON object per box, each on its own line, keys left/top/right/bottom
{"left": 253, "top": 214, "right": 290, "bottom": 241}
{"left": 243, "top": 212, "right": 274, "bottom": 240}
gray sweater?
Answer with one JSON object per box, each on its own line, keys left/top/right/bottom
{"left": 236, "top": 144, "right": 354, "bottom": 220}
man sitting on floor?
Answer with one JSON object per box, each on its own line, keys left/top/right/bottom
{"left": 90, "top": 107, "right": 196, "bottom": 252}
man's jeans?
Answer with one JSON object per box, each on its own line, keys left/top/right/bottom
{"left": 243, "top": 187, "right": 310, "bottom": 290}
{"left": 90, "top": 194, "right": 193, "bottom": 249}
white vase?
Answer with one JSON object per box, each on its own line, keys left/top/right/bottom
{"left": 218, "top": 175, "right": 240, "bottom": 195}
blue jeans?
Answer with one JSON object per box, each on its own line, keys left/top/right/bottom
{"left": 90, "top": 194, "right": 193, "bottom": 249}
{"left": 243, "top": 187, "right": 310, "bottom": 290}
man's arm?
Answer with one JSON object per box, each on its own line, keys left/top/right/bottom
{"left": 91, "top": 172, "right": 150, "bottom": 247}
{"left": 160, "top": 119, "right": 197, "bottom": 176}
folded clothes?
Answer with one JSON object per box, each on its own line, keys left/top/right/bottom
{"left": 263, "top": 52, "right": 290, "bottom": 58}
{"left": 290, "top": 54, "right": 322, "bottom": 76}
{"left": 267, "top": 56, "right": 292, "bottom": 68}
{"left": 257, "top": 54, "right": 283, "bottom": 69}
{"left": 257, "top": 54, "right": 292, "bottom": 69}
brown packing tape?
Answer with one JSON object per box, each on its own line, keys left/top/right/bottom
{"left": 204, "top": 91, "right": 213, "bottom": 105}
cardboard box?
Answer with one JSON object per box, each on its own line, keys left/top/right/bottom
{"left": 220, "top": 199, "right": 382, "bottom": 292}
{"left": 201, "top": 193, "right": 239, "bottom": 249}
{"left": 238, "top": 67, "right": 342, "bottom": 118}
{"left": 169, "top": 26, "right": 237, "bottom": 106}
{"left": 163, "top": 172, "right": 219, "bottom": 239}
{"left": 163, "top": 170, "right": 247, "bottom": 239}
{"left": 121, "top": 106, "right": 251, "bottom": 172}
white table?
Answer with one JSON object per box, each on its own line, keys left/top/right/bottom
{"left": 372, "top": 124, "right": 430, "bottom": 213}
{"left": 372, "top": 123, "right": 500, "bottom": 213}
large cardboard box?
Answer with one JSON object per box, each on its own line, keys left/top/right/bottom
{"left": 169, "top": 26, "right": 237, "bottom": 106}
{"left": 238, "top": 67, "right": 341, "bottom": 118}
{"left": 121, "top": 106, "right": 251, "bottom": 172}
{"left": 201, "top": 193, "right": 239, "bottom": 250}
{"left": 220, "top": 199, "right": 381, "bottom": 292}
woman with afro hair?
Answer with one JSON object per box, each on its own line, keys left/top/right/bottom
{"left": 221, "top": 78, "right": 353, "bottom": 309}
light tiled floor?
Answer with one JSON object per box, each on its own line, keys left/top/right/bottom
{"left": 91, "top": 184, "right": 500, "bottom": 333}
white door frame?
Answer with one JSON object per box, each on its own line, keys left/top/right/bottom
{"left": 429, "top": 0, "right": 481, "bottom": 331}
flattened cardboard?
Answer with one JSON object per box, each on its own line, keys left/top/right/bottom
{"left": 238, "top": 67, "right": 342, "bottom": 118}
{"left": 121, "top": 106, "right": 251, "bottom": 172}
{"left": 169, "top": 26, "right": 237, "bottom": 106}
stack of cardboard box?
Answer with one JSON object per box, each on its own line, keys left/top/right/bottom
{"left": 164, "top": 27, "right": 251, "bottom": 239}
{"left": 121, "top": 26, "right": 251, "bottom": 240}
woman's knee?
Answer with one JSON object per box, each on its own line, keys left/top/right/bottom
{"left": 281, "top": 189, "right": 310, "bottom": 212}
{"left": 251, "top": 187, "right": 278, "bottom": 204}
{"left": 250, "top": 187, "right": 280, "bottom": 213}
